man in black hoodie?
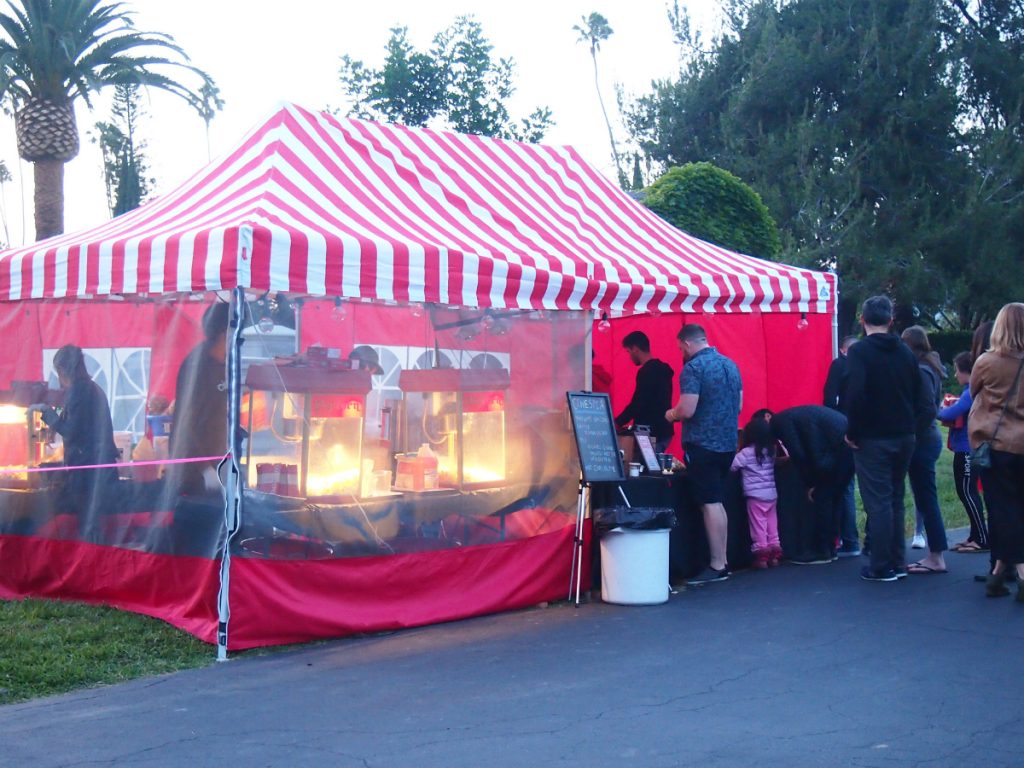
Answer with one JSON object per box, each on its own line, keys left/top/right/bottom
{"left": 614, "top": 331, "right": 675, "bottom": 452}
{"left": 844, "top": 296, "right": 930, "bottom": 582}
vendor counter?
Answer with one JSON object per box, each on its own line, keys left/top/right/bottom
{"left": 0, "top": 475, "right": 576, "bottom": 560}
{"left": 591, "top": 462, "right": 818, "bottom": 582}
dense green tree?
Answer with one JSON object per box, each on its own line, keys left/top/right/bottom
{"left": 0, "top": 0, "right": 216, "bottom": 240}
{"left": 643, "top": 162, "right": 781, "bottom": 260}
{"left": 938, "top": 0, "right": 1024, "bottom": 328}
{"left": 625, "top": 0, "right": 1005, "bottom": 329}
{"left": 339, "top": 16, "right": 553, "bottom": 142}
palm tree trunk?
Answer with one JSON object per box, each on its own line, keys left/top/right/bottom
{"left": 33, "top": 159, "right": 64, "bottom": 241}
{"left": 591, "top": 52, "right": 624, "bottom": 186}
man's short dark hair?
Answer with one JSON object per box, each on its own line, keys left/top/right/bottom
{"left": 677, "top": 324, "right": 707, "bottom": 343}
{"left": 202, "top": 302, "right": 231, "bottom": 341}
{"left": 621, "top": 331, "right": 650, "bottom": 353}
{"left": 861, "top": 296, "right": 893, "bottom": 327}
{"left": 953, "top": 351, "right": 973, "bottom": 374}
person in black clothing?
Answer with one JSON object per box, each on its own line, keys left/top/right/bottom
{"left": 823, "top": 335, "right": 859, "bottom": 411}
{"left": 614, "top": 331, "right": 674, "bottom": 452}
{"left": 823, "top": 335, "right": 861, "bottom": 555}
{"left": 166, "top": 302, "right": 230, "bottom": 496}
{"left": 770, "top": 405, "right": 855, "bottom": 564}
{"left": 33, "top": 345, "right": 118, "bottom": 543}
{"left": 844, "top": 296, "right": 930, "bottom": 582}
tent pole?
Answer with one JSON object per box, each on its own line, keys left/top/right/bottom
{"left": 216, "top": 287, "right": 246, "bottom": 661}
{"left": 831, "top": 276, "right": 839, "bottom": 359}
{"left": 584, "top": 309, "right": 594, "bottom": 392}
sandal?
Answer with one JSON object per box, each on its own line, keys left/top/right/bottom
{"left": 954, "top": 541, "right": 988, "bottom": 553}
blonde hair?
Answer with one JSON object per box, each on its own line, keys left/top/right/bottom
{"left": 990, "top": 303, "right": 1024, "bottom": 355}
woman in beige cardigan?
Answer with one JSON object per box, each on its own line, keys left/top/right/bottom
{"left": 970, "top": 303, "right": 1024, "bottom": 598}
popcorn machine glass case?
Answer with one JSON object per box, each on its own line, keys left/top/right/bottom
{"left": 397, "top": 368, "right": 510, "bottom": 490}
{"left": 244, "top": 362, "right": 373, "bottom": 498}
{"left": 0, "top": 381, "right": 63, "bottom": 488}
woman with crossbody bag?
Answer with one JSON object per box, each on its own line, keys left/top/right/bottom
{"left": 969, "top": 303, "right": 1024, "bottom": 599}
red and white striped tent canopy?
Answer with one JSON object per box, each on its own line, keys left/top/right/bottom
{"left": 0, "top": 103, "right": 834, "bottom": 315}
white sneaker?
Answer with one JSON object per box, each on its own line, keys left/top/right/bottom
{"left": 911, "top": 533, "right": 926, "bottom": 549}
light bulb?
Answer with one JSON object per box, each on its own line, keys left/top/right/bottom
{"left": 331, "top": 298, "right": 347, "bottom": 321}
{"left": 797, "top": 313, "right": 809, "bottom": 331}
{"left": 410, "top": 303, "right": 424, "bottom": 318}
{"left": 597, "top": 312, "right": 611, "bottom": 333}
{"left": 257, "top": 316, "right": 275, "bottom": 333}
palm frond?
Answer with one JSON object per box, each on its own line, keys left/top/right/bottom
{"left": 0, "top": 0, "right": 214, "bottom": 110}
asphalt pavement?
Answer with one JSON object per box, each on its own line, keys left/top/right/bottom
{"left": 4, "top": 536, "right": 1024, "bottom": 768}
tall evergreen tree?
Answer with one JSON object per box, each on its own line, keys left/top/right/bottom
{"left": 627, "top": 0, "right": 968, "bottom": 328}
{"left": 94, "top": 83, "right": 150, "bottom": 216}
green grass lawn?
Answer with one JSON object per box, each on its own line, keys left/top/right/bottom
{"left": 853, "top": 447, "right": 968, "bottom": 538}
{"left": 0, "top": 599, "right": 211, "bottom": 705}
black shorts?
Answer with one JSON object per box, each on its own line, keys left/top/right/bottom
{"left": 684, "top": 443, "right": 735, "bottom": 506}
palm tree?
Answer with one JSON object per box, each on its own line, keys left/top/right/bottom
{"left": 573, "top": 12, "right": 625, "bottom": 187}
{"left": 0, "top": 0, "right": 215, "bottom": 241}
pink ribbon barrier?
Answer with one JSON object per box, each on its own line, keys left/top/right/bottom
{"left": 0, "top": 455, "right": 229, "bottom": 475}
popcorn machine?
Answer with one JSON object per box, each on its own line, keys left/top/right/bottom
{"left": 244, "top": 358, "right": 373, "bottom": 498}
{"left": 0, "top": 381, "right": 62, "bottom": 487}
{"left": 397, "top": 368, "right": 510, "bottom": 490}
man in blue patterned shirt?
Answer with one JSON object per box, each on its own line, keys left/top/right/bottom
{"left": 666, "top": 324, "right": 743, "bottom": 585}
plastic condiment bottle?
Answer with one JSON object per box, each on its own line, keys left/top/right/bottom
{"left": 417, "top": 443, "right": 439, "bottom": 490}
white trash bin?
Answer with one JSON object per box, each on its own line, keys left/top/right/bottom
{"left": 599, "top": 527, "right": 670, "bottom": 605}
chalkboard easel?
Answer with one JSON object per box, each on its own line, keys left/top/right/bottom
{"left": 566, "top": 391, "right": 629, "bottom": 606}
{"left": 566, "top": 391, "right": 626, "bottom": 483}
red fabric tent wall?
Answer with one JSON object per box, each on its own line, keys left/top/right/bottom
{"left": 594, "top": 311, "right": 833, "bottom": 452}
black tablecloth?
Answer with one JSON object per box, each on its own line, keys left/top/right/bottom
{"left": 590, "top": 463, "right": 817, "bottom": 581}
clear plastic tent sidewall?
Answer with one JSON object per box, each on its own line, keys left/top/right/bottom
{"left": 0, "top": 292, "right": 586, "bottom": 652}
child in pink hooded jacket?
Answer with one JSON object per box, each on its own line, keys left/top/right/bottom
{"left": 731, "top": 416, "right": 787, "bottom": 568}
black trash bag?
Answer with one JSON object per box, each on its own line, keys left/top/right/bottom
{"left": 593, "top": 506, "right": 676, "bottom": 533}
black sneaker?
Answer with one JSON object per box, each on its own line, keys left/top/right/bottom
{"left": 893, "top": 566, "right": 908, "bottom": 580}
{"left": 790, "top": 554, "right": 833, "bottom": 565}
{"left": 686, "top": 567, "right": 730, "bottom": 586}
{"left": 861, "top": 566, "right": 899, "bottom": 582}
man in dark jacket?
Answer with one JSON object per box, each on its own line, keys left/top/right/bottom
{"left": 615, "top": 331, "right": 675, "bottom": 452}
{"left": 823, "top": 335, "right": 858, "bottom": 411}
{"left": 771, "top": 405, "right": 854, "bottom": 564}
{"left": 844, "top": 296, "right": 930, "bottom": 581}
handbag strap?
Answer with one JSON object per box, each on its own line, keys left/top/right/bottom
{"left": 990, "top": 355, "right": 1024, "bottom": 444}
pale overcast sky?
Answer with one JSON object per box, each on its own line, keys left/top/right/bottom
{"left": 0, "top": 0, "right": 721, "bottom": 246}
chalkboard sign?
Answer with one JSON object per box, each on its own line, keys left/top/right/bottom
{"left": 566, "top": 391, "right": 626, "bottom": 483}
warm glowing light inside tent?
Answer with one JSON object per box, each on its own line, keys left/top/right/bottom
{"left": 306, "top": 443, "right": 360, "bottom": 496}
{"left": 0, "top": 405, "right": 27, "bottom": 425}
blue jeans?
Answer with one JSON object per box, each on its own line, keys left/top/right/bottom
{"left": 839, "top": 478, "right": 858, "bottom": 550}
{"left": 855, "top": 436, "right": 915, "bottom": 574}
{"left": 906, "top": 425, "right": 947, "bottom": 553}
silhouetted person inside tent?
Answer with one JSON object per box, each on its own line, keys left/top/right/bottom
{"left": 33, "top": 344, "right": 118, "bottom": 542}
{"left": 166, "top": 302, "right": 230, "bottom": 497}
